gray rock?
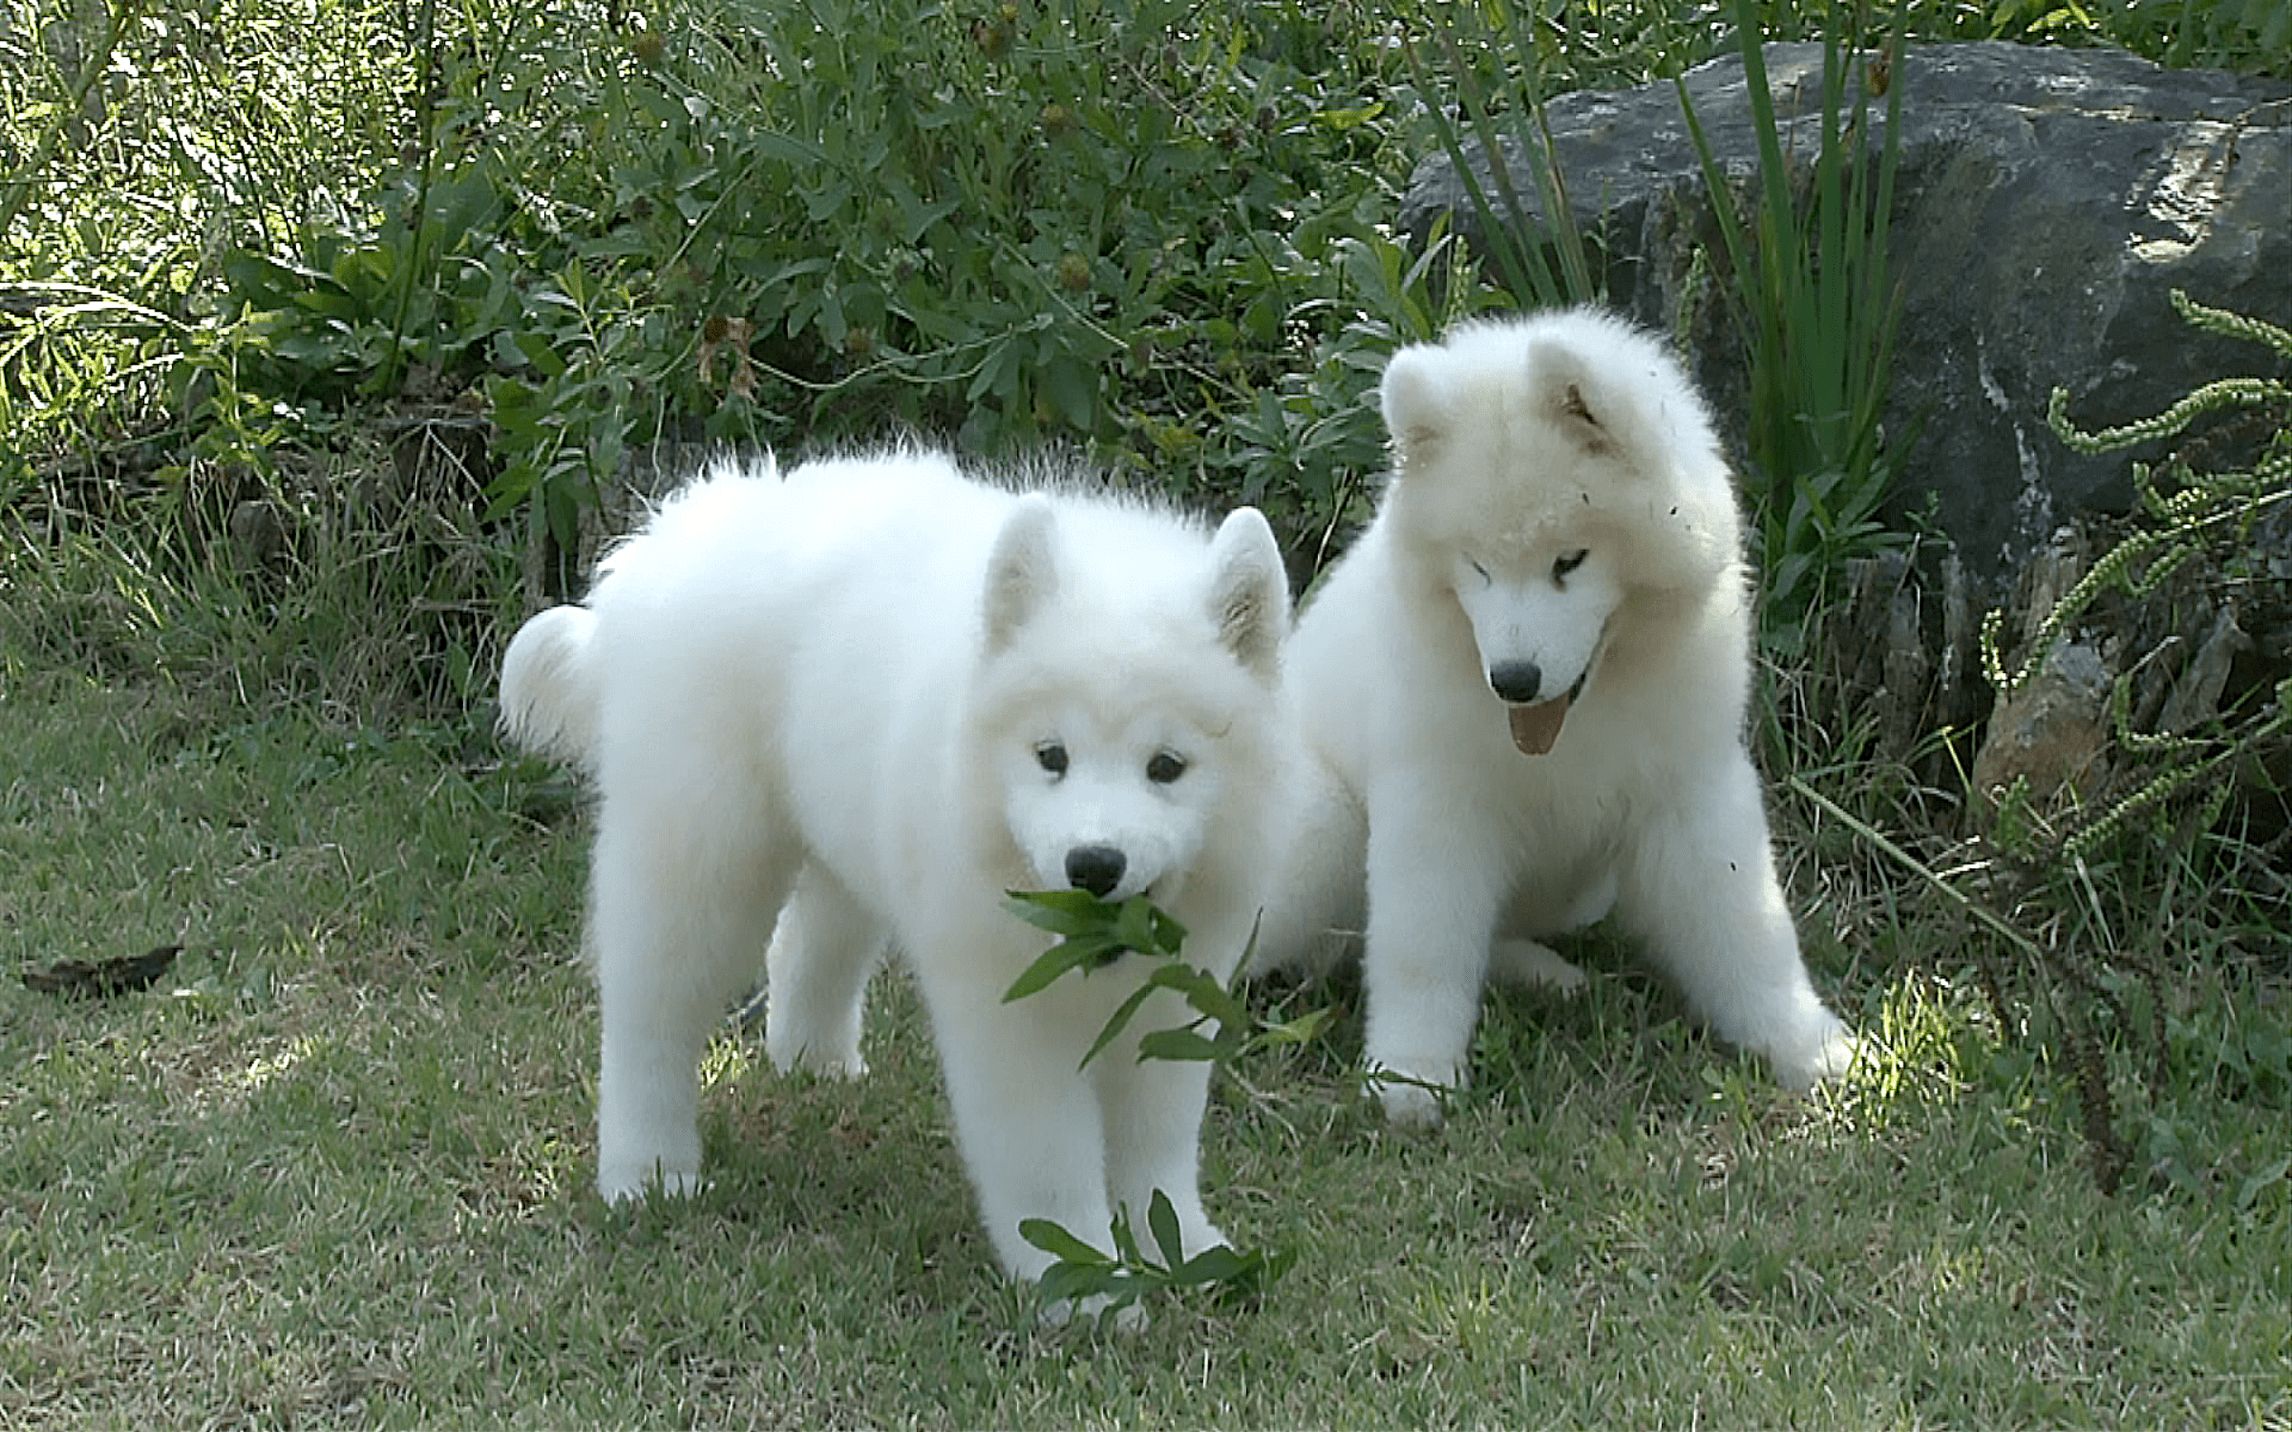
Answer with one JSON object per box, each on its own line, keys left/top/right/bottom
{"left": 1401, "top": 40, "right": 2292, "bottom": 584}
{"left": 1971, "top": 637, "right": 2111, "bottom": 805}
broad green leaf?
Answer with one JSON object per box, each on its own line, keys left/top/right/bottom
{"left": 1018, "top": 1218, "right": 1110, "bottom": 1266}
{"left": 1001, "top": 937, "right": 1111, "bottom": 1003}
{"left": 1137, "top": 1028, "right": 1225, "bottom": 1062}
{"left": 1112, "top": 897, "right": 1161, "bottom": 954}
{"left": 1177, "top": 965, "right": 1248, "bottom": 1029}
{"left": 1252, "top": 1006, "right": 1338, "bottom": 1048}
{"left": 1037, "top": 356, "right": 1095, "bottom": 434}
{"left": 1168, "top": 1244, "right": 1255, "bottom": 1287}
{"left": 1004, "top": 889, "right": 1116, "bottom": 938}
{"left": 1036, "top": 1261, "right": 1124, "bottom": 1309}
{"left": 1146, "top": 1191, "right": 1185, "bottom": 1270}
{"left": 1146, "top": 903, "right": 1189, "bottom": 951}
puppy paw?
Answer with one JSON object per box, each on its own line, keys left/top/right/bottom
{"left": 1772, "top": 1020, "right": 1864, "bottom": 1092}
{"left": 767, "top": 1035, "right": 868, "bottom": 1080}
{"left": 598, "top": 1163, "right": 704, "bottom": 1205}
{"left": 1038, "top": 1293, "right": 1147, "bottom": 1334}
{"left": 1488, "top": 938, "right": 1588, "bottom": 994}
{"left": 1367, "top": 1062, "right": 1459, "bottom": 1131}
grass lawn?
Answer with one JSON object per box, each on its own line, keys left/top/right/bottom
{"left": 4, "top": 668, "right": 2288, "bottom": 1427}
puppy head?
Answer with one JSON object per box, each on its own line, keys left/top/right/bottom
{"left": 1378, "top": 310, "right": 1745, "bottom": 744}
{"left": 972, "top": 500, "right": 1288, "bottom": 900}
{"left": 1448, "top": 542, "right": 1624, "bottom": 731}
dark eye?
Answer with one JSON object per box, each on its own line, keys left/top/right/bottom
{"left": 1466, "top": 558, "right": 1491, "bottom": 584}
{"left": 1552, "top": 549, "right": 1589, "bottom": 582}
{"left": 1146, "top": 751, "right": 1187, "bottom": 785}
{"left": 1036, "top": 742, "right": 1068, "bottom": 776}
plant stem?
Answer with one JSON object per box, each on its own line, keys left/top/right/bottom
{"left": 0, "top": 0, "right": 150, "bottom": 238}
{"left": 378, "top": 0, "right": 443, "bottom": 392}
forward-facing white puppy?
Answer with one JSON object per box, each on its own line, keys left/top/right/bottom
{"left": 500, "top": 448, "right": 1292, "bottom": 1289}
{"left": 1254, "top": 309, "right": 1857, "bottom": 1125}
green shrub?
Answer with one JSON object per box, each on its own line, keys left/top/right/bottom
{"left": 8, "top": 0, "right": 1478, "bottom": 565}
{"left": 7, "top": 0, "right": 2284, "bottom": 678}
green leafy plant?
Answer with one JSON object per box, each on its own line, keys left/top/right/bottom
{"left": 1947, "top": 290, "right": 2291, "bottom": 1193}
{"left": 1680, "top": 0, "right": 1911, "bottom": 646}
{"left": 1018, "top": 1189, "right": 1297, "bottom": 1323}
{"left": 1223, "top": 222, "right": 1510, "bottom": 575}
{"left": 999, "top": 889, "right": 1330, "bottom": 1319}
{"left": 1989, "top": 0, "right": 2292, "bottom": 76}
{"left": 1980, "top": 289, "right": 2292, "bottom": 865}
{"left": 7, "top": 0, "right": 1457, "bottom": 559}
{"left": 1002, "top": 891, "right": 1334, "bottom": 1075}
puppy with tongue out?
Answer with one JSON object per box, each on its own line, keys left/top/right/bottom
{"left": 1474, "top": 606, "right": 1599, "bottom": 756}
{"left": 1506, "top": 683, "right": 1572, "bottom": 754}
{"left": 1250, "top": 307, "right": 1860, "bottom": 1128}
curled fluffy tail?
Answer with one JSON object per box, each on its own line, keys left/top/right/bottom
{"left": 499, "top": 606, "right": 602, "bottom": 767}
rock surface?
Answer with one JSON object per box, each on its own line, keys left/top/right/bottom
{"left": 1401, "top": 40, "right": 2292, "bottom": 584}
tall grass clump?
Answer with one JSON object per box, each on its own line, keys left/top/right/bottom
{"left": 1681, "top": 0, "right": 1910, "bottom": 649}
{"left": 1399, "top": 5, "right": 1603, "bottom": 312}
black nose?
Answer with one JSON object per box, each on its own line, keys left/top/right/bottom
{"left": 1065, "top": 844, "right": 1127, "bottom": 899}
{"left": 1488, "top": 660, "right": 1543, "bottom": 704}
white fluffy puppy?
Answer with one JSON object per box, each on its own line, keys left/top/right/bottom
{"left": 500, "top": 448, "right": 1291, "bottom": 1287}
{"left": 1255, "top": 309, "right": 1857, "bottom": 1125}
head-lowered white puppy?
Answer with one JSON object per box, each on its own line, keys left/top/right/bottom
{"left": 1254, "top": 308, "right": 1857, "bottom": 1124}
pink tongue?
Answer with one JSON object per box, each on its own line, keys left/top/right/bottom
{"left": 1508, "top": 695, "right": 1571, "bottom": 756}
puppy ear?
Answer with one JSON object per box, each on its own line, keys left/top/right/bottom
{"left": 1205, "top": 506, "right": 1290, "bottom": 681}
{"left": 1526, "top": 334, "right": 1621, "bottom": 459}
{"left": 982, "top": 495, "right": 1058, "bottom": 653}
{"left": 1379, "top": 346, "right": 1449, "bottom": 471}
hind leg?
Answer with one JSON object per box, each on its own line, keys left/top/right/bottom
{"left": 1618, "top": 754, "right": 1856, "bottom": 1090}
{"left": 590, "top": 791, "right": 797, "bottom": 1202}
{"left": 764, "top": 864, "right": 885, "bottom": 1078}
{"left": 1246, "top": 757, "right": 1367, "bottom": 980}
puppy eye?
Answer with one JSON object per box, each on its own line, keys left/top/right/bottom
{"left": 1146, "top": 751, "right": 1187, "bottom": 785}
{"left": 1466, "top": 558, "right": 1491, "bottom": 585}
{"left": 1552, "top": 549, "right": 1589, "bottom": 582}
{"left": 1036, "top": 742, "right": 1069, "bottom": 776}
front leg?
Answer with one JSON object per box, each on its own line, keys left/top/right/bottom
{"left": 1095, "top": 982, "right": 1226, "bottom": 1262}
{"left": 916, "top": 969, "right": 1117, "bottom": 1285}
{"left": 1618, "top": 752, "right": 1858, "bottom": 1090}
{"left": 1097, "top": 893, "right": 1275, "bottom": 1262}
{"left": 1359, "top": 775, "right": 1515, "bottom": 1128}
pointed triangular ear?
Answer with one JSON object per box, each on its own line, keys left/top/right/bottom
{"left": 1527, "top": 335, "right": 1620, "bottom": 459}
{"left": 982, "top": 495, "right": 1058, "bottom": 653}
{"left": 1205, "top": 506, "right": 1290, "bottom": 681}
{"left": 1379, "top": 345, "right": 1449, "bottom": 472}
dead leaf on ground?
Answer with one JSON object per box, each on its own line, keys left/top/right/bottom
{"left": 22, "top": 945, "right": 182, "bottom": 997}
